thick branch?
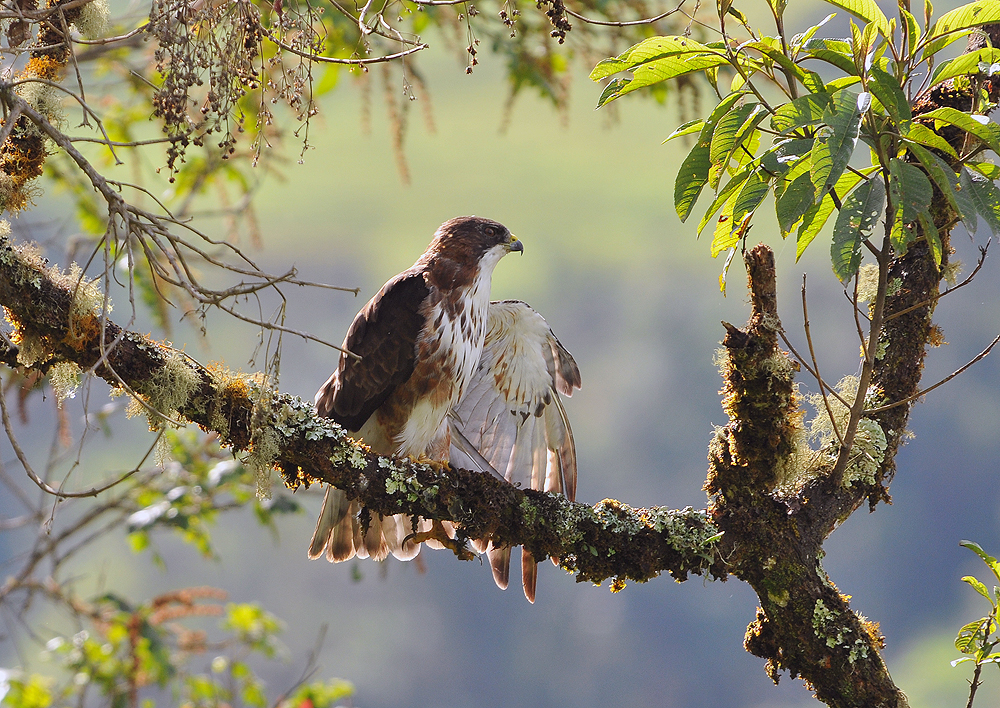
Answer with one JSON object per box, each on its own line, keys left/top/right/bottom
{"left": 706, "top": 245, "right": 906, "bottom": 708}
{"left": 0, "top": 234, "right": 725, "bottom": 587}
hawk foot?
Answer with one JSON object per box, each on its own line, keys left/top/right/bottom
{"left": 405, "top": 520, "right": 475, "bottom": 561}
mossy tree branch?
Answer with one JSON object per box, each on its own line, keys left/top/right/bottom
{"left": 0, "top": 233, "right": 725, "bottom": 588}
{"left": 708, "top": 245, "right": 904, "bottom": 708}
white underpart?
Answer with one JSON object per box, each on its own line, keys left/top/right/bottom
{"left": 396, "top": 243, "right": 510, "bottom": 456}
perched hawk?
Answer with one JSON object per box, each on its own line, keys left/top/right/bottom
{"left": 308, "top": 216, "right": 580, "bottom": 602}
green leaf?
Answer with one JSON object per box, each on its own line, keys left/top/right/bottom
{"left": 924, "top": 1, "right": 1000, "bottom": 57}
{"left": 959, "top": 167, "right": 1000, "bottom": 235}
{"left": 820, "top": 0, "right": 891, "bottom": 36}
{"left": 729, "top": 171, "right": 771, "bottom": 238}
{"left": 711, "top": 190, "right": 743, "bottom": 256}
{"left": 700, "top": 139, "right": 810, "bottom": 236}
{"left": 672, "top": 94, "right": 745, "bottom": 221}
{"left": 777, "top": 172, "right": 816, "bottom": 234}
{"left": 900, "top": 121, "right": 959, "bottom": 157}
{"left": 890, "top": 157, "right": 934, "bottom": 223}
{"left": 825, "top": 76, "right": 863, "bottom": 92}
{"left": 732, "top": 129, "right": 762, "bottom": 172}
{"left": 962, "top": 575, "right": 995, "bottom": 604}
{"left": 969, "top": 162, "right": 1000, "bottom": 180}
{"left": 918, "top": 107, "right": 1000, "bottom": 155}
{"left": 710, "top": 104, "right": 767, "bottom": 189}
{"left": 929, "top": 48, "right": 1000, "bottom": 88}
{"left": 796, "top": 195, "right": 836, "bottom": 259}
{"left": 664, "top": 119, "right": 706, "bottom": 143}
{"left": 831, "top": 178, "right": 886, "bottom": 281}
{"left": 711, "top": 104, "right": 755, "bottom": 170}
{"left": 719, "top": 247, "right": 738, "bottom": 294}
{"left": 956, "top": 618, "right": 992, "bottom": 654}
{"left": 675, "top": 145, "right": 712, "bottom": 222}
{"left": 907, "top": 142, "right": 966, "bottom": 221}
{"left": 744, "top": 41, "right": 825, "bottom": 93}
{"left": 849, "top": 20, "right": 866, "bottom": 75}
{"left": 596, "top": 78, "right": 629, "bottom": 109}
{"left": 955, "top": 169, "right": 982, "bottom": 236}
{"left": 801, "top": 38, "right": 859, "bottom": 76}
{"left": 867, "top": 66, "right": 912, "bottom": 124}
{"left": 697, "top": 168, "right": 752, "bottom": 235}
{"left": 918, "top": 211, "right": 943, "bottom": 267}
{"left": 791, "top": 14, "right": 835, "bottom": 54}
{"left": 771, "top": 93, "right": 831, "bottom": 133}
{"left": 760, "top": 138, "right": 814, "bottom": 177}
{"left": 962, "top": 540, "right": 1000, "bottom": 586}
{"left": 590, "top": 36, "right": 730, "bottom": 105}
{"left": 888, "top": 160, "right": 934, "bottom": 254}
{"left": 796, "top": 169, "right": 868, "bottom": 260}
{"left": 901, "top": 9, "right": 920, "bottom": 55}
{"left": 811, "top": 90, "right": 868, "bottom": 201}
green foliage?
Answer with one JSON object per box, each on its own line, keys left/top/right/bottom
{"left": 0, "top": 427, "right": 335, "bottom": 708}
{"left": 923, "top": 1, "right": 1000, "bottom": 57}
{"left": 125, "top": 431, "right": 301, "bottom": 564}
{"left": 951, "top": 541, "right": 1000, "bottom": 704}
{"left": 832, "top": 178, "right": 884, "bottom": 282}
{"left": 0, "top": 593, "right": 351, "bottom": 708}
{"left": 589, "top": 37, "right": 730, "bottom": 107}
{"left": 591, "top": 0, "right": 1000, "bottom": 283}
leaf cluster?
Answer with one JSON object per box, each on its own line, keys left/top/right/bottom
{"left": 953, "top": 541, "right": 1000, "bottom": 706}
{"left": 591, "top": 0, "right": 1000, "bottom": 288}
{"left": 1, "top": 591, "right": 352, "bottom": 708}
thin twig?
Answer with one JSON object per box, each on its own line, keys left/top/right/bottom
{"left": 865, "top": 331, "right": 1000, "bottom": 414}
{"left": 266, "top": 32, "right": 428, "bottom": 65}
{"left": 0, "top": 386, "right": 147, "bottom": 498}
{"left": 852, "top": 271, "right": 868, "bottom": 359}
{"left": 563, "top": 4, "right": 681, "bottom": 27}
{"left": 885, "top": 242, "right": 991, "bottom": 322}
{"left": 802, "top": 275, "right": 844, "bottom": 447}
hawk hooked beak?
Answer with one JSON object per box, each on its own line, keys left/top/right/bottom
{"left": 507, "top": 236, "right": 524, "bottom": 254}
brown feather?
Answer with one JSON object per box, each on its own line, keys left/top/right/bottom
{"left": 522, "top": 549, "right": 537, "bottom": 604}
{"left": 488, "top": 546, "right": 511, "bottom": 590}
{"left": 315, "top": 271, "right": 429, "bottom": 430}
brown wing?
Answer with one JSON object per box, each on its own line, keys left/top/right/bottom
{"left": 315, "top": 269, "right": 430, "bottom": 431}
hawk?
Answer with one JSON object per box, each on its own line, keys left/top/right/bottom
{"left": 308, "top": 216, "right": 580, "bottom": 602}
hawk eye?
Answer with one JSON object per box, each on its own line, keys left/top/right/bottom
{"left": 484, "top": 226, "right": 497, "bottom": 237}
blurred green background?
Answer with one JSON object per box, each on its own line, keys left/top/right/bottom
{"left": 6, "top": 1, "right": 1000, "bottom": 705}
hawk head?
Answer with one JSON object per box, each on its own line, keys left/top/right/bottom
{"left": 429, "top": 216, "right": 523, "bottom": 266}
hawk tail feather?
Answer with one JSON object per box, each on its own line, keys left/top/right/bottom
{"left": 522, "top": 549, "right": 537, "bottom": 604}
{"left": 488, "top": 546, "right": 511, "bottom": 590}
{"left": 308, "top": 487, "right": 352, "bottom": 561}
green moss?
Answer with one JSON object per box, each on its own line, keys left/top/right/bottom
{"left": 768, "top": 589, "right": 789, "bottom": 607}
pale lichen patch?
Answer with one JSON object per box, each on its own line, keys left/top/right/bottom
{"left": 17, "top": 80, "right": 66, "bottom": 130}
{"left": 48, "top": 361, "right": 82, "bottom": 403}
{"left": 856, "top": 263, "right": 879, "bottom": 304}
{"left": 799, "top": 376, "right": 887, "bottom": 488}
{"left": 73, "top": 0, "right": 110, "bottom": 38}
{"left": 134, "top": 348, "right": 201, "bottom": 427}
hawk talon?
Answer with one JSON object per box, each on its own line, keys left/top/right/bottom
{"left": 404, "top": 520, "right": 476, "bottom": 561}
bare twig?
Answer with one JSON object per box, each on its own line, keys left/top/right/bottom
{"left": 802, "top": 275, "right": 844, "bottom": 447}
{"left": 266, "top": 32, "right": 428, "bottom": 65}
{"left": 865, "top": 331, "right": 1000, "bottom": 414}
{"left": 0, "top": 385, "right": 148, "bottom": 498}
{"left": 885, "top": 242, "right": 991, "bottom": 322}
{"left": 563, "top": 3, "right": 682, "bottom": 27}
